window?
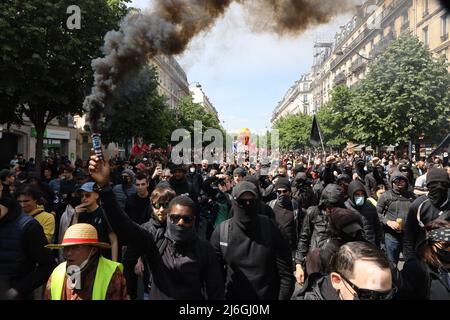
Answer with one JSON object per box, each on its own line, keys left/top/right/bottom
{"left": 423, "top": 26, "right": 429, "bottom": 48}
{"left": 422, "top": 0, "right": 429, "bottom": 17}
{"left": 402, "top": 11, "right": 409, "bottom": 24}
{"left": 441, "top": 14, "right": 449, "bottom": 41}
{"left": 303, "top": 95, "right": 308, "bottom": 103}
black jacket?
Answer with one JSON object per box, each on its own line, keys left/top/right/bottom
{"left": 403, "top": 191, "right": 450, "bottom": 260}
{"left": 295, "top": 206, "right": 330, "bottom": 265}
{"left": 124, "top": 193, "right": 151, "bottom": 225}
{"left": 122, "top": 217, "right": 165, "bottom": 299}
{"left": 210, "top": 208, "right": 294, "bottom": 300}
{"left": 345, "top": 180, "right": 382, "bottom": 247}
{"left": 291, "top": 273, "right": 339, "bottom": 300}
{"left": 99, "top": 188, "right": 224, "bottom": 300}
{"left": 0, "top": 206, "right": 55, "bottom": 299}
{"left": 398, "top": 257, "right": 450, "bottom": 300}
{"left": 271, "top": 202, "right": 296, "bottom": 251}
{"left": 169, "top": 177, "right": 197, "bottom": 202}
{"left": 377, "top": 172, "right": 416, "bottom": 237}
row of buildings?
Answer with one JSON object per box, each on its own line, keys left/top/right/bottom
{"left": 0, "top": 55, "right": 219, "bottom": 168}
{"left": 271, "top": 0, "right": 449, "bottom": 124}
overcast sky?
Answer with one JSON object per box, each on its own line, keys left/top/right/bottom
{"left": 128, "top": 0, "right": 353, "bottom": 134}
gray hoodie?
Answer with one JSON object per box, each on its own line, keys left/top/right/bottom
{"left": 113, "top": 169, "right": 137, "bottom": 210}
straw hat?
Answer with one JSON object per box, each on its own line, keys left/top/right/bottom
{"left": 46, "top": 223, "right": 111, "bottom": 249}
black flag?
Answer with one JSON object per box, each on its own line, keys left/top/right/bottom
{"left": 310, "top": 115, "right": 324, "bottom": 146}
{"left": 428, "top": 133, "right": 450, "bottom": 159}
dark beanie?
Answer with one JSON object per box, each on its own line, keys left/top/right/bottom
{"left": 232, "top": 181, "right": 257, "bottom": 199}
{"left": 426, "top": 168, "right": 450, "bottom": 187}
{"left": 274, "top": 177, "right": 291, "bottom": 190}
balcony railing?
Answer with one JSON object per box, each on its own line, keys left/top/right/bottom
{"left": 400, "top": 21, "right": 410, "bottom": 34}
{"left": 334, "top": 72, "right": 347, "bottom": 85}
{"left": 350, "top": 57, "right": 367, "bottom": 74}
{"left": 371, "top": 32, "right": 396, "bottom": 56}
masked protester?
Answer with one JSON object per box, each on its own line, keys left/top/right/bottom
{"left": 210, "top": 181, "right": 295, "bottom": 300}
{"left": 88, "top": 153, "right": 224, "bottom": 300}
{"left": 295, "top": 184, "right": 345, "bottom": 285}
{"left": 45, "top": 223, "right": 127, "bottom": 300}
{"left": 404, "top": 168, "right": 450, "bottom": 260}
{"left": 122, "top": 187, "right": 176, "bottom": 300}
{"left": 267, "top": 178, "right": 297, "bottom": 253}
{"left": 113, "top": 169, "right": 136, "bottom": 210}
{"left": 345, "top": 181, "right": 382, "bottom": 247}
{"left": 377, "top": 171, "right": 416, "bottom": 266}
{"left": 293, "top": 242, "right": 396, "bottom": 300}
{"left": 399, "top": 220, "right": 450, "bottom": 300}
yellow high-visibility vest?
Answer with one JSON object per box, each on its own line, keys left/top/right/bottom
{"left": 50, "top": 256, "right": 123, "bottom": 300}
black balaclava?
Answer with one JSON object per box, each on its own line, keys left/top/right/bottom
{"left": 427, "top": 182, "right": 449, "bottom": 209}
{"left": 232, "top": 198, "right": 257, "bottom": 228}
{"left": 165, "top": 216, "right": 196, "bottom": 244}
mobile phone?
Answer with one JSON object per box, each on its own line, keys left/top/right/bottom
{"left": 92, "top": 133, "right": 104, "bottom": 160}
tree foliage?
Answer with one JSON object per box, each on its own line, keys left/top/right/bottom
{"left": 101, "top": 65, "right": 174, "bottom": 147}
{"left": 316, "top": 84, "right": 353, "bottom": 147}
{"left": 350, "top": 35, "right": 450, "bottom": 146}
{"left": 0, "top": 0, "right": 130, "bottom": 168}
{"left": 274, "top": 113, "right": 312, "bottom": 151}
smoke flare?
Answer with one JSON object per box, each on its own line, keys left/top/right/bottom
{"left": 84, "top": 0, "right": 356, "bottom": 131}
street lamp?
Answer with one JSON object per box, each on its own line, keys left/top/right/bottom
{"left": 335, "top": 46, "right": 373, "bottom": 61}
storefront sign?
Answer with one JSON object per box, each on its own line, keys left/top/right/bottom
{"left": 31, "top": 128, "right": 70, "bottom": 140}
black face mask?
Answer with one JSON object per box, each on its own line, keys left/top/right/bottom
{"left": 277, "top": 194, "right": 292, "bottom": 208}
{"left": 428, "top": 184, "right": 449, "bottom": 209}
{"left": 165, "top": 221, "right": 196, "bottom": 243}
{"left": 234, "top": 198, "right": 257, "bottom": 225}
{"left": 436, "top": 248, "right": 450, "bottom": 264}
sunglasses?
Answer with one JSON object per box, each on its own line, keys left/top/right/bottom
{"left": 339, "top": 273, "right": 397, "bottom": 300}
{"left": 152, "top": 202, "right": 170, "bottom": 209}
{"left": 168, "top": 214, "right": 194, "bottom": 224}
{"left": 81, "top": 193, "right": 92, "bottom": 198}
{"left": 237, "top": 198, "right": 256, "bottom": 206}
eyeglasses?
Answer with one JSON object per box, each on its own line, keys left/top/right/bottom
{"left": 168, "top": 214, "right": 194, "bottom": 224}
{"left": 339, "top": 273, "right": 397, "bottom": 300}
{"left": 152, "top": 202, "right": 170, "bottom": 209}
{"left": 276, "top": 189, "right": 289, "bottom": 194}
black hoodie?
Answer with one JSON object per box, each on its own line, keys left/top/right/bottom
{"left": 403, "top": 190, "right": 450, "bottom": 260}
{"left": 376, "top": 171, "right": 416, "bottom": 237}
{"left": 210, "top": 199, "right": 294, "bottom": 300}
{"left": 345, "top": 180, "right": 382, "bottom": 247}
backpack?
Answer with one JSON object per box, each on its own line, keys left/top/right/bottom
{"left": 219, "top": 217, "right": 272, "bottom": 258}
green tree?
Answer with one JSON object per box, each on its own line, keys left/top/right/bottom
{"left": 101, "top": 65, "right": 174, "bottom": 149}
{"left": 316, "top": 84, "right": 353, "bottom": 148}
{"left": 0, "top": 0, "right": 130, "bottom": 169}
{"left": 175, "top": 96, "right": 224, "bottom": 136}
{"left": 350, "top": 34, "right": 450, "bottom": 147}
{"left": 274, "top": 113, "right": 312, "bottom": 151}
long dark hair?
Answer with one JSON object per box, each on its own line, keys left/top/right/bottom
{"left": 417, "top": 220, "right": 450, "bottom": 268}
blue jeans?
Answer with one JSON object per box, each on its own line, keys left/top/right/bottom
{"left": 384, "top": 234, "right": 403, "bottom": 266}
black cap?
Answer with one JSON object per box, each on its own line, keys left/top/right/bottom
{"left": 426, "top": 168, "right": 450, "bottom": 187}
{"left": 232, "top": 181, "right": 257, "bottom": 199}
{"left": 171, "top": 163, "right": 187, "bottom": 173}
{"left": 274, "top": 177, "right": 291, "bottom": 190}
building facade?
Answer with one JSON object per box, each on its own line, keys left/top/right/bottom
{"left": 272, "top": 0, "right": 449, "bottom": 125}
{"left": 150, "top": 55, "right": 190, "bottom": 109}
{"left": 0, "top": 115, "right": 78, "bottom": 168}
{"left": 189, "top": 83, "right": 219, "bottom": 119}
{"left": 271, "top": 73, "right": 313, "bottom": 124}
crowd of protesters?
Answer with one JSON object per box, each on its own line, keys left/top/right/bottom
{"left": 0, "top": 144, "right": 449, "bottom": 300}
